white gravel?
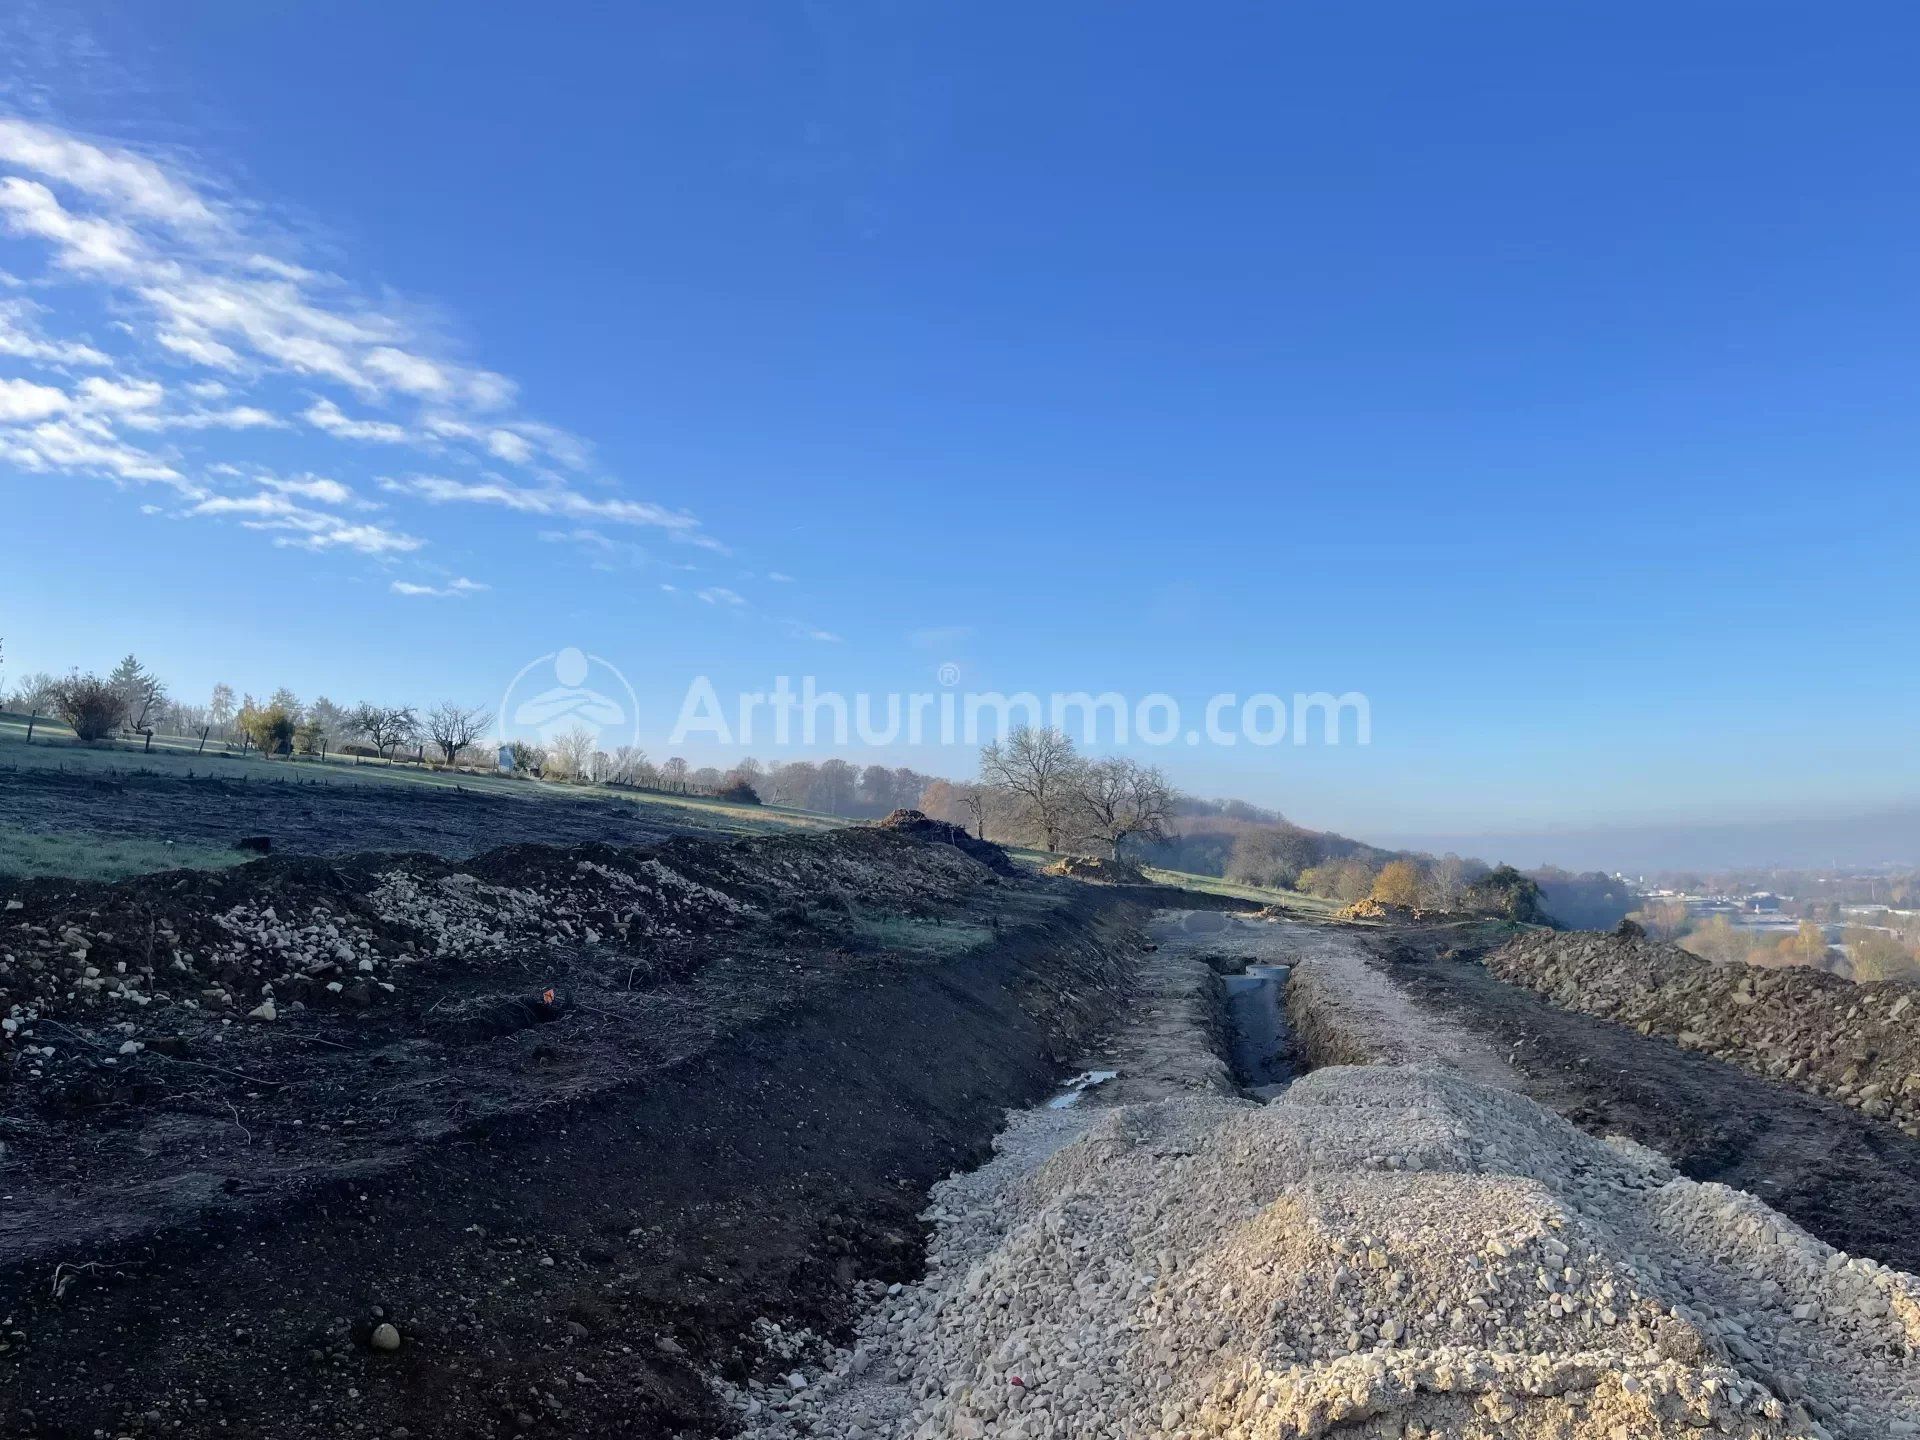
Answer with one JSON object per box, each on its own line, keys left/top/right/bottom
{"left": 730, "top": 916, "right": 1920, "bottom": 1439}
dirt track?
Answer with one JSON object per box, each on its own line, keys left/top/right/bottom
{"left": 1383, "top": 941, "right": 1920, "bottom": 1276}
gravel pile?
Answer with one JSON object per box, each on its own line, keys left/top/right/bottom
{"left": 1487, "top": 931, "right": 1920, "bottom": 1137}
{"left": 743, "top": 1068, "right": 1920, "bottom": 1439}
{"left": 730, "top": 919, "right": 1920, "bottom": 1440}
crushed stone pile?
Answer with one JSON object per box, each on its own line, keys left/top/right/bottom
{"left": 1488, "top": 931, "right": 1920, "bottom": 1138}
{"left": 737, "top": 1066, "right": 1920, "bottom": 1439}
{"left": 0, "top": 827, "right": 994, "bottom": 1088}
{"left": 1042, "top": 855, "right": 1148, "bottom": 883}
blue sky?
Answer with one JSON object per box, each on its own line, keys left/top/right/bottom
{"left": 1, "top": 2, "right": 1916, "bottom": 856}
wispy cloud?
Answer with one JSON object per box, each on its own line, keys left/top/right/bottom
{"left": 0, "top": 296, "right": 106, "bottom": 365}
{"left": 0, "top": 113, "right": 734, "bottom": 583}
{"left": 390, "top": 576, "right": 487, "bottom": 598}
{"left": 697, "top": 586, "right": 747, "bottom": 607}
{"left": 188, "top": 489, "right": 420, "bottom": 555}
{"left": 380, "top": 472, "right": 721, "bottom": 549}
{"left": 303, "top": 396, "right": 409, "bottom": 443}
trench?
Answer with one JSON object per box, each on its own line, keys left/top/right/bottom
{"left": 1222, "top": 961, "right": 1295, "bottom": 1098}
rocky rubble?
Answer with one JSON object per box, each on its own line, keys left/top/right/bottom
{"left": 1486, "top": 931, "right": 1920, "bottom": 1138}
{"left": 740, "top": 1066, "right": 1920, "bottom": 1439}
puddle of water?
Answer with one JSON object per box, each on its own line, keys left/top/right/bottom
{"left": 1224, "top": 963, "right": 1294, "bottom": 1089}
{"left": 1047, "top": 1069, "right": 1119, "bottom": 1108}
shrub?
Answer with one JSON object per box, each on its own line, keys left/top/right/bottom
{"left": 717, "top": 779, "right": 763, "bottom": 805}
{"left": 293, "top": 718, "right": 327, "bottom": 756}
{"left": 51, "top": 673, "right": 124, "bottom": 743}
{"left": 237, "top": 701, "right": 296, "bottom": 756}
{"left": 1371, "top": 859, "right": 1424, "bottom": 909}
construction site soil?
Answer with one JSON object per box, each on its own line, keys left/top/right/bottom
{"left": 1377, "top": 930, "right": 1920, "bottom": 1277}
{"left": 0, "top": 828, "right": 1150, "bottom": 1439}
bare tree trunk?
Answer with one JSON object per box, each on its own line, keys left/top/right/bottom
{"left": 25, "top": 709, "right": 37, "bottom": 742}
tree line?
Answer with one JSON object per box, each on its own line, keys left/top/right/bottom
{"left": 2, "top": 651, "right": 1560, "bottom": 916}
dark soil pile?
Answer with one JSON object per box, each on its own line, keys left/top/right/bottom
{"left": 873, "top": 808, "right": 1016, "bottom": 875}
{"left": 1487, "top": 930, "right": 1920, "bottom": 1138}
{"left": 0, "top": 826, "right": 1149, "bottom": 1440}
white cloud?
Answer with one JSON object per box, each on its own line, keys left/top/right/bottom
{"left": 0, "top": 374, "right": 67, "bottom": 420}
{"left": 75, "top": 374, "right": 162, "bottom": 410}
{"left": 390, "top": 576, "right": 487, "bottom": 598}
{"left": 0, "top": 175, "right": 149, "bottom": 275}
{"left": 0, "top": 116, "right": 736, "bottom": 585}
{"left": 255, "top": 472, "right": 360, "bottom": 506}
{"left": 303, "top": 396, "right": 410, "bottom": 443}
{"left": 154, "top": 326, "right": 240, "bottom": 369}
{"left": 697, "top": 586, "right": 747, "bottom": 607}
{"left": 0, "top": 298, "right": 107, "bottom": 365}
{"left": 122, "top": 403, "right": 286, "bottom": 432}
{"left": 0, "top": 118, "right": 221, "bottom": 230}
{"left": 767, "top": 570, "right": 794, "bottom": 582}
{"left": 188, "top": 489, "right": 421, "bottom": 554}
{"left": 0, "top": 416, "right": 183, "bottom": 484}
{"left": 381, "top": 473, "right": 713, "bottom": 543}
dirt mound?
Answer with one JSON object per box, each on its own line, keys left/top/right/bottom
{"left": 1488, "top": 930, "right": 1920, "bottom": 1138}
{"left": 874, "top": 807, "right": 1017, "bottom": 874}
{"left": 1042, "top": 853, "right": 1147, "bottom": 883}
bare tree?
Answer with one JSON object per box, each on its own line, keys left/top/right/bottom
{"left": 208, "top": 682, "right": 236, "bottom": 735}
{"left": 660, "top": 755, "right": 691, "bottom": 793}
{"left": 604, "top": 744, "right": 648, "bottom": 785}
{"left": 10, "top": 670, "right": 59, "bottom": 715}
{"left": 979, "top": 725, "right": 1081, "bottom": 851}
{"left": 350, "top": 703, "right": 420, "bottom": 761}
{"left": 1072, "top": 757, "right": 1176, "bottom": 859}
{"left": 424, "top": 702, "right": 494, "bottom": 765}
{"left": 547, "top": 724, "right": 597, "bottom": 781}
{"left": 1421, "top": 853, "right": 1469, "bottom": 910}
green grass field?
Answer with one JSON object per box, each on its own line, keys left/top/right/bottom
{"left": 0, "top": 831, "right": 253, "bottom": 883}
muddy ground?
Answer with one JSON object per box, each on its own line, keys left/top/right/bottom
{"left": 0, "top": 829, "right": 1153, "bottom": 1440}
{"left": 0, "top": 763, "right": 757, "bottom": 861}
{"left": 1379, "top": 929, "right": 1920, "bottom": 1276}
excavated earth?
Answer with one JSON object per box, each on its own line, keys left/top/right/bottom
{"left": 0, "top": 828, "right": 1165, "bottom": 1439}
{"left": 11, "top": 842, "right": 1920, "bottom": 1440}
{"left": 726, "top": 917, "right": 1920, "bottom": 1440}
{"left": 1484, "top": 929, "right": 1920, "bottom": 1135}
{"left": 1376, "top": 931, "right": 1920, "bottom": 1279}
